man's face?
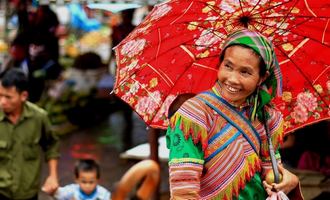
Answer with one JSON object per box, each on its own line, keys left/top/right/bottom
{"left": 0, "top": 84, "right": 27, "bottom": 114}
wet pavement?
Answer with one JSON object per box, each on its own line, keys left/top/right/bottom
{"left": 40, "top": 111, "right": 170, "bottom": 200}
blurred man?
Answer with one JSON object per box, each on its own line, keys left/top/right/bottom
{"left": 0, "top": 68, "right": 60, "bottom": 200}
{"left": 0, "top": 34, "right": 29, "bottom": 75}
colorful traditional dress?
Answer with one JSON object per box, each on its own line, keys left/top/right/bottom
{"left": 166, "top": 82, "right": 284, "bottom": 200}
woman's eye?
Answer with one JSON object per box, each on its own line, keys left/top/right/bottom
{"left": 241, "top": 70, "right": 252, "bottom": 76}
{"left": 224, "top": 64, "right": 231, "bottom": 69}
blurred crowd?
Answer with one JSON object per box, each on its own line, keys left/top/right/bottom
{"left": 0, "top": 1, "right": 154, "bottom": 199}
{"left": 0, "top": 0, "right": 143, "bottom": 137}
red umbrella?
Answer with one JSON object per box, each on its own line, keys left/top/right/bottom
{"left": 113, "top": 0, "right": 330, "bottom": 133}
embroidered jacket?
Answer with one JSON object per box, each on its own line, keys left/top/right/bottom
{"left": 167, "top": 82, "right": 284, "bottom": 200}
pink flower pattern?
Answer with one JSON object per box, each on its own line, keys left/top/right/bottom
{"left": 150, "top": 4, "right": 172, "bottom": 21}
{"left": 290, "top": 104, "right": 308, "bottom": 123}
{"left": 284, "top": 88, "right": 330, "bottom": 132}
{"left": 195, "top": 30, "right": 221, "bottom": 51}
{"left": 120, "top": 39, "right": 146, "bottom": 58}
{"left": 135, "top": 91, "right": 162, "bottom": 119}
{"left": 296, "top": 92, "right": 318, "bottom": 112}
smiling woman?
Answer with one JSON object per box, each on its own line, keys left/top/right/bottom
{"left": 166, "top": 29, "right": 302, "bottom": 200}
{"left": 217, "top": 45, "right": 266, "bottom": 107}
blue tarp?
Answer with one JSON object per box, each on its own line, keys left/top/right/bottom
{"left": 68, "top": 4, "right": 101, "bottom": 32}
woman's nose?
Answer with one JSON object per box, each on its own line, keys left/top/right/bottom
{"left": 227, "top": 72, "right": 240, "bottom": 84}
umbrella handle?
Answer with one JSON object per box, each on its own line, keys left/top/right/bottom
{"left": 267, "top": 136, "right": 281, "bottom": 184}
{"left": 263, "top": 108, "right": 280, "bottom": 184}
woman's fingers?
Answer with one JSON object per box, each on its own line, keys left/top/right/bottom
{"left": 263, "top": 180, "right": 275, "bottom": 196}
{"left": 272, "top": 166, "right": 299, "bottom": 194}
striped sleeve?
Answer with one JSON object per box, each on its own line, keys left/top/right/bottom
{"left": 169, "top": 97, "right": 212, "bottom": 150}
{"left": 166, "top": 117, "right": 204, "bottom": 199}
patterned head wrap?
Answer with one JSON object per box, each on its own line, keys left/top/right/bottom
{"left": 220, "top": 29, "right": 282, "bottom": 121}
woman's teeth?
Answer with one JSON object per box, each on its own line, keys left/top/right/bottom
{"left": 227, "top": 85, "right": 239, "bottom": 93}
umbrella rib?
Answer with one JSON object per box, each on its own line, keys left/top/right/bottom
{"left": 156, "top": 28, "right": 161, "bottom": 59}
{"left": 146, "top": 64, "right": 174, "bottom": 87}
{"left": 272, "top": 37, "right": 310, "bottom": 46}
{"left": 250, "top": 0, "right": 301, "bottom": 36}
{"left": 170, "top": 1, "right": 194, "bottom": 25}
{"left": 268, "top": 0, "right": 301, "bottom": 37}
{"left": 249, "top": 0, "right": 293, "bottom": 17}
{"left": 252, "top": 19, "right": 330, "bottom": 48}
{"left": 131, "top": 77, "right": 162, "bottom": 108}
{"left": 251, "top": 15, "right": 330, "bottom": 19}
{"left": 180, "top": 45, "right": 196, "bottom": 60}
{"left": 275, "top": 44, "right": 329, "bottom": 105}
{"left": 251, "top": 17, "right": 308, "bottom": 38}
{"left": 313, "top": 66, "right": 330, "bottom": 85}
{"left": 193, "top": 63, "right": 218, "bottom": 71}
{"left": 278, "top": 38, "right": 309, "bottom": 64}
{"left": 248, "top": 21, "right": 264, "bottom": 33}
{"left": 304, "top": 0, "right": 317, "bottom": 17}
{"left": 238, "top": 0, "right": 247, "bottom": 18}
{"left": 197, "top": 1, "right": 239, "bottom": 24}
{"left": 322, "top": 19, "right": 330, "bottom": 44}
{"left": 247, "top": 0, "right": 264, "bottom": 15}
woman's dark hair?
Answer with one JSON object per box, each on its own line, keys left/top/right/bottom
{"left": 0, "top": 68, "right": 28, "bottom": 93}
{"left": 74, "top": 159, "right": 100, "bottom": 179}
{"left": 219, "top": 44, "right": 267, "bottom": 77}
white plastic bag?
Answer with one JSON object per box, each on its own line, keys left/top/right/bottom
{"left": 266, "top": 191, "right": 290, "bottom": 200}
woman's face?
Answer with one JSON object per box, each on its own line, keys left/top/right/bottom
{"left": 217, "top": 45, "right": 264, "bottom": 106}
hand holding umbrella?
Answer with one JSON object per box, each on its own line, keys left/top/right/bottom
{"left": 264, "top": 165, "right": 300, "bottom": 200}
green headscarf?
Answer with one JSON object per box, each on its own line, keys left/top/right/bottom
{"left": 221, "top": 29, "right": 283, "bottom": 121}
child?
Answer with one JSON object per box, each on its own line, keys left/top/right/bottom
{"left": 54, "top": 159, "right": 111, "bottom": 200}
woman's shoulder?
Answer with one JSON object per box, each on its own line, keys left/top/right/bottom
{"left": 169, "top": 94, "right": 215, "bottom": 130}
{"left": 181, "top": 94, "right": 212, "bottom": 111}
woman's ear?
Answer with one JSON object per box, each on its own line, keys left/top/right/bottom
{"left": 258, "top": 71, "right": 270, "bottom": 85}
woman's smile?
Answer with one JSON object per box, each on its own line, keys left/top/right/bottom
{"left": 224, "top": 84, "right": 240, "bottom": 93}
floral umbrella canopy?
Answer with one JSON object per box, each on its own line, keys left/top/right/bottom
{"left": 113, "top": 0, "right": 330, "bottom": 133}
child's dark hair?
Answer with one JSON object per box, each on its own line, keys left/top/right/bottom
{"left": 0, "top": 68, "right": 28, "bottom": 93}
{"left": 74, "top": 159, "right": 100, "bottom": 179}
{"left": 72, "top": 52, "right": 103, "bottom": 70}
